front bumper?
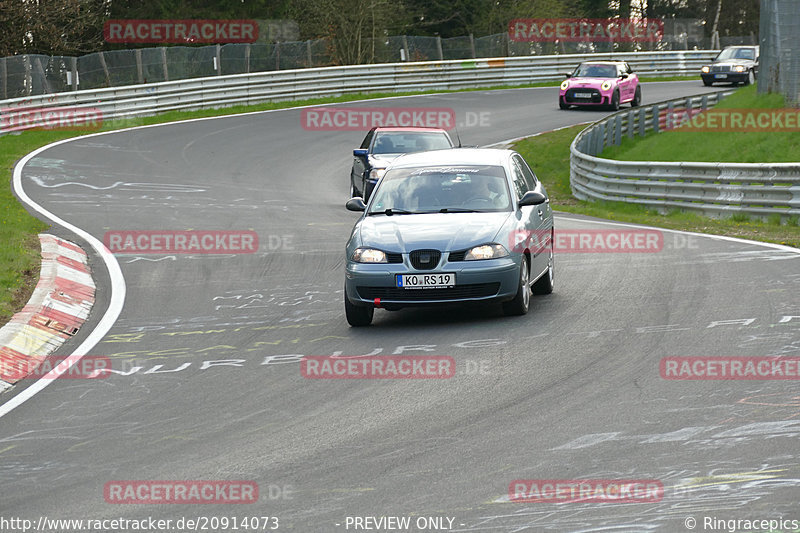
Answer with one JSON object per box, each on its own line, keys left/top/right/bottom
{"left": 345, "top": 255, "right": 521, "bottom": 309}
{"left": 701, "top": 72, "right": 749, "bottom": 84}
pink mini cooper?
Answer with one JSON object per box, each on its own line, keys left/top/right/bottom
{"left": 559, "top": 61, "right": 641, "bottom": 111}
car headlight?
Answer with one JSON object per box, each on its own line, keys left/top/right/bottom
{"left": 352, "top": 248, "right": 388, "bottom": 263}
{"left": 601, "top": 81, "right": 612, "bottom": 91}
{"left": 734, "top": 65, "right": 746, "bottom": 72}
{"left": 464, "top": 243, "right": 509, "bottom": 261}
{"left": 701, "top": 66, "right": 710, "bottom": 73}
{"left": 369, "top": 168, "right": 386, "bottom": 180}
{"left": 560, "top": 80, "right": 569, "bottom": 91}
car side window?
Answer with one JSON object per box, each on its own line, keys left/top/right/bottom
{"left": 511, "top": 158, "right": 530, "bottom": 199}
{"left": 360, "top": 130, "right": 374, "bottom": 150}
{"left": 513, "top": 155, "right": 537, "bottom": 191}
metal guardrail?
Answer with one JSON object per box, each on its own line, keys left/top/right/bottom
{"left": 0, "top": 50, "right": 716, "bottom": 133}
{"left": 570, "top": 92, "right": 800, "bottom": 219}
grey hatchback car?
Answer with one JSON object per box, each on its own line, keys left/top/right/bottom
{"left": 344, "top": 148, "right": 554, "bottom": 326}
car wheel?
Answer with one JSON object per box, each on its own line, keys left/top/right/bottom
{"left": 609, "top": 90, "right": 620, "bottom": 111}
{"left": 345, "top": 291, "right": 373, "bottom": 327}
{"left": 631, "top": 86, "right": 642, "bottom": 107}
{"left": 744, "top": 69, "right": 755, "bottom": 86}
{"left": 531, "top": 239, "right": 554, "bottom": 295}
{"left": 703, "top": 79, "right": 713, "bottom": 87}
{"left": 503, "top": 255, "right": 530, "bottom": 316}
{"left": 559, "top": 99, "right": 569, "bottom": 110}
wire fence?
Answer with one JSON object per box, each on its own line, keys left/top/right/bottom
{"left": 0, "top": 29, "right": 755, "bottom": 99}
{"left": 758, "top": 0, "right": 800, "bottom": 107}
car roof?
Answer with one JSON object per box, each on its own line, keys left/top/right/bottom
{"left": 372, "top": 127, "right": 450, "bottom": 133}
{"left": 579, "top": 60, "right": 625, "bottom": 65}
{"left": 386, "top": 148, "right": 512, "bottom": 169}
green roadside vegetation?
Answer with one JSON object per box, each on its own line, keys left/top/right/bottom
{"left": 0, "top": 73, "right": 768, "bottom": 321}
{"left": 514, "top": 84, "right": 800, "bottom": 248}
{"left": 601, "top": 85, "right": 800, "bottom": 162}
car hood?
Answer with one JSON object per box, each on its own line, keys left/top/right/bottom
{"left": 713, "top": 59, "right": 757, "bottom": 66}
{"left": 367, "top": 153, "right": 402, "bottom": 167}
{"left": 568, "top": 77, "right": 616, "bottom": 87}
{"left": 357, "top": 212, "right": 513, "bottom": 252}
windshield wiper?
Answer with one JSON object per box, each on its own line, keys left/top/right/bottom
{"left": 369, "top": 208, "right": 416, "bottom": 216}
{"left": 438, "top": 208, "right": 483, "bottom": 213}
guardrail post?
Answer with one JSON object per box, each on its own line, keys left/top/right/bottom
{"left": 614, "top": 115, "right": 622, "bottom": 146}
{"left": 436, "top": 37, "right": 443, "bottom": 60}
{"left": 595, "top": 123, "right": 605, "bottom": 154}
{"left": 627, "top": 110, "right": 635, "bottom": 139}
{"left": 135, "top": 49, "right": 143, "bottom": 84}
{"left": 402, "top": 36, "right": 410, "bottom": 61}
{"left": 161, "top": 48, "right": 168, "bottom": 81}
{"left": 215, "top": 44, "right": 222, "bottom": 75}
{"left": 246, "top": 44, "right": 252, "bottom": 73}
{"left": 638, "top": 107, "right": 646, "bottom": 137}
{"left": 652, "top": 104, "right": 660, "bottom": 133}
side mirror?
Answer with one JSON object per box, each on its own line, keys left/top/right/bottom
{"left": 346, "top": 197, "right": 366, "bottom": 211}
{"left": 564, "top": 73, "right": 572, "bottom": 78}
{"left": 620, "top": 72, "right": 629, "bottom": 79}
{"left": 518, "top": 190, "right": 547, "bottom": 207}
{"left": 353, "top": 149, "right": 368, "bottom": 158}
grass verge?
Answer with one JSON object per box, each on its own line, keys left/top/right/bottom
{"left": 514, "top": 123, "right": 800, "bottom": 248}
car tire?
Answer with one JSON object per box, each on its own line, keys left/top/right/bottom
{"left": 610, "top": 90, "right": 620, "bottom": 111}
{"left": 631, "top": 86, "right": 641, "bottom": 107}
{"left": 531, "top": 238, "right": 554, "bottom": 295}
{"left": 350, "top": 182, "right": 360, "bottom": 198}
{"left": 559, "top": 99, "right": 569, "bottom": 110}
{"left": 703, "top": 79, "right": 713, "bottom": 87}
{"left": 503, "top": 255, "right": 530, "bottom": 316}
{"left": 744, "top": 69, "right": 755, "bottom": 86}
{"left": 345, "top": 292, "right": 373, "bottom": 327}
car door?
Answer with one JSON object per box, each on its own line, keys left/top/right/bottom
{"left": 511, "top": 154, "right": 550, "bottom": 278}
{"left": 351, "top": 130, "right": 374, "bottom": 194}
{"left": 617, "top": 64, "right": 634, "bottom": 101}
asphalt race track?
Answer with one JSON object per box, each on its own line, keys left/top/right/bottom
{"left": 3, "top": 81, "right": 800, "bottom": 532}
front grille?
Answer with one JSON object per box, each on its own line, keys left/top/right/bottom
{"left": 566, "top": 88, "right": 602, "bottom": 103}
{"left": 711, "top": 65, "right": 731, "bottom": 73}
{"left": 409, "top": 249, "right": 441, "bottom": 270}
{"left": 386, "top": 253, "right": 403, "bottom": 264}
{"left": 357, "top": 283, "right": 500, "bottom": 301}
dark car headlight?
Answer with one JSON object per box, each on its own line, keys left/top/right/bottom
{"left": 352, "top": 248, "right": 388, "bottom": 263}
{"left": 464, "top": 244, "right": 509, "bottom": 261}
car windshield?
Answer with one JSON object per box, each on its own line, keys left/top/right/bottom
{"left": 716, "top": 48, "right": 756, "bottom": 61}
{"left": 368, "top": 165, "right": 512, "bottom": 214}
{"left": 573, "top": 64, "right": 618, "bottom": 78}
{"left": 371, "top": 132, "right": 452, "bottom": 155}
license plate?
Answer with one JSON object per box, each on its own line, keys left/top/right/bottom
{"left": 396, "top": 273, "right": 455, "bottom": 289}
{"left": 574, "top": 92, "right": 592, "bottom": 98}
{"left": 715, "top": 74, "right": 727, "bottom": 79}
